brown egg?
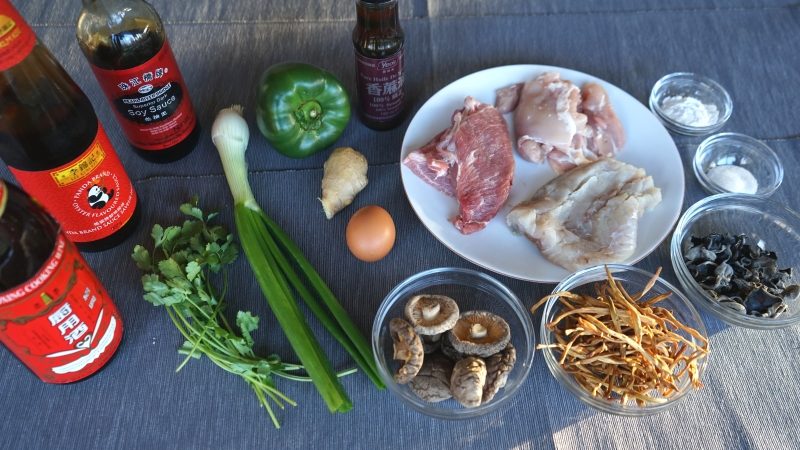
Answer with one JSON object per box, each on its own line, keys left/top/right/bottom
{"left": 346, "top": 205, "right": 396, "bottom": 262}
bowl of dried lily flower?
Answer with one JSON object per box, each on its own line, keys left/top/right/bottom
{"left": 534, "top": 264, "right": 710, "bottom": 416}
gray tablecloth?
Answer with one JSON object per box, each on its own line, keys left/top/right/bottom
{"left": 2, "top": 1, "right": 800, "bottom": 449}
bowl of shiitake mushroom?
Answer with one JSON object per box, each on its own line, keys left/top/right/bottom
{"left": 372, "top": 267, "right": 535, "bottom": 419}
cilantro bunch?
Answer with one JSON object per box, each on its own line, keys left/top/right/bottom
{"left": 132, "top": 200, "right": 349, "bottom": 428}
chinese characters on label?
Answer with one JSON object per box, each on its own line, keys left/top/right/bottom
{"left": 355, "top": 51, "right": 405, "bottom": 121}
{"left": 116, "top": 66, "right": 169, "bottom": 92}
{"left": 47, "top": 284, "right": 98, "bottom": 347}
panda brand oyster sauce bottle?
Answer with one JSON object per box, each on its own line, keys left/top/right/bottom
{"left": 0, "top": 179, "right": 124, "bottom": 383}
{"left": 0, "top": 0, "right": 139, "bottom": 252}
{"left": 77, "top": 0, "right": 199, "bottom": 163}
{"left": 353, "top": 0, "right": 406, "bottom": 130}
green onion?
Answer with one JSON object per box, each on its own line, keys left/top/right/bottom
{"left": 211, "top": 106, "right": 383, "bottom": 413}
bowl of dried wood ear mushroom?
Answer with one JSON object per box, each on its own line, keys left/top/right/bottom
{"left": 532, "top": 264, "right": 710, "bottom": 416}
{"left": 372, "top": 267, "right": 535, "bottom": 419}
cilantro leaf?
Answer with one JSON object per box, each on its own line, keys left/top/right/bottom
{"left": 131, "top": 245, "right": 152, "bottom": 271}
{"left": 185, "top": 261, "right": 202, "bottom": 281}
{"left": 180, "top": 202, "right": 206, "bottom": 221}
{"left": 237, "top": 311, "right": 259, "bottom": 347}
{"left": 151, "top": 224, "right": 165, "bottom": 248}
{"left": 158, "top": 258, "right": 186, "bottom": 281}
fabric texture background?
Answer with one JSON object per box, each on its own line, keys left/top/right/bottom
{"left": 2, "top": 1, "right": 799, "bottom": 449}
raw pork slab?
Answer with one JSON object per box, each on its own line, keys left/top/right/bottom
{"left": 403, "top": 97, "right": 514, "bottom": 234}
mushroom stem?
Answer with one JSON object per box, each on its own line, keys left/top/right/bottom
{"left": 422, "top": 303, "right": 441, "bottom": 321}
{"left": 470, "top": 323, "right": 488, "bottom": 339}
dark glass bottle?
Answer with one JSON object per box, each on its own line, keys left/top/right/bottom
{"left": 0, "top": 179, "right": 124, "bottom": 383}
{"left": 0, "top": 0, "right": 139, "bottom": 251}
{"left": 77, "top": 0, "right": 199, "bottom": 163}
{"left": 352, "top": 0, "right": 406, "bottom": 130}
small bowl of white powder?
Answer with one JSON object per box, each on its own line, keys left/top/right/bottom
{"left": 649, "top": 73, "right": 732, "bottom": 136}
{"left": 693, "top": 132, "right": 783, "bottom": 197}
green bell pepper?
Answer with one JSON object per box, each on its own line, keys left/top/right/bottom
{"left": 256, "top": 62, "right": 351, "bottom": 158}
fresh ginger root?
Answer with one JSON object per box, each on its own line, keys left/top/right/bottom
{"left": 320, "top": 147, "right": 368, "bottom": 219}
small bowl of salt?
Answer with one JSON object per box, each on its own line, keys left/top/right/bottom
{"left": 649, "top": 72, "right": 732, "bottom": 136}
{"left": 693, "top": 132, "right": 783, "bottom": 197}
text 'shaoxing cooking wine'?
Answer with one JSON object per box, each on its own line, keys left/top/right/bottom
{"left": 77, "top": 0, "right": 199, "bottom": 163}
{"left": 353, "top": 0, "right": 406, "bottom": 130}
{"left": 0, "top": 179, "right": 124, "bottom": 383}
{"left": 0, "top": 0, "right": 139, "bottom": 251}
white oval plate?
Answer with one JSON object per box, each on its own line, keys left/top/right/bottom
{"left": 400, "top": 65, "right": 684, "bottom": 283}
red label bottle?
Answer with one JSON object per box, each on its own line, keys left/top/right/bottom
{"left": 0, "top": 0, "right": 139, "bottom": 251}
{"left": 77, "top": 0, "right": 199, "bottom": 163}
{"left": 0, "top": 179, "right": 124, "bottom": 383}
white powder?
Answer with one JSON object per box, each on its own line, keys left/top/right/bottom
{"left": 661, "top": 95, "right": 720, "bottom": 127}
{"left": 706, "top": 165, "right": 758, "bottom": 194}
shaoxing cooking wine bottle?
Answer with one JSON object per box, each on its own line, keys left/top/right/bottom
{"left": 353, "top": 0, "right": 406, "bottom": 130}
{"left": 77, "top": 0, "right": 199, "bottom": 163}
{"left": 0, "top": 179, "right": 124, "bottom": 383}
{"left": 0, "top": 0, "right": 139, "bottom": 251}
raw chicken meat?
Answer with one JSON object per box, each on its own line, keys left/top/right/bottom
{"left": 494, "top": 83, "right": 523, "bottom": 114}
{"left": 506, "top": 158, "right": 661, "bottom": 271}
{"left": 580, "top": 82, "right": 626, "bottom": 158}
{"left": 496, "top": 72, "right": 626, "bottom": 174}
{"left": 403, "top": 97, "right": 515, "bottom": 234}
{"left": 513, "top": 72, "right": 587, "bottom": 166}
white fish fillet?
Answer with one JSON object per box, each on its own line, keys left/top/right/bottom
{"left": 506, "top": 159, "right": 661, "bottom": 271}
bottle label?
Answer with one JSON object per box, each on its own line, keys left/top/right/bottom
{"left": 0, "top": 232, "right": 124, "bottom": 383}
{"left": 89, "top": 39, "right": 196, "bottom": 151}
{"left": 0, "top": 0, "right": 36, "bottom": 71}
{"left": 355, "top": 50, "right": 405, "bottom": 122}
{"left": 9, "top": 122, "right": 138, "bottom": 243}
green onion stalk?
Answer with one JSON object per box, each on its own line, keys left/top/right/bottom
{"left": 211, "top": 106, "right": 384, "bottom": 413}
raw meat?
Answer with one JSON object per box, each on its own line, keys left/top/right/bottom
{"left": 496, "top": 72, "right": 626, "bottom": 174}
{"left": 402, "top": 129, "right": 458, "bottom": 197}
{"left": 514, "top": 72, "right": 586, "bottom": 166}
{"left": 403, "top": 97, "right": 515, "bottom": 234}
{"left": 494, "top": 83, "right": 523, "bottom": 114}
{"left": 580, "top": 82, "right": 626, "bottom": 158}
{"left": 506, "top": 158, "right": 661, "bottom": 271}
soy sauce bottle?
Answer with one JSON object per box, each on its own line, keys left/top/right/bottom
{"left": 353, "top": 0, "right": 406, "bottom": 130}
{"left": 0, "top": 179, "right": 124, "bottom": 383}
{"left": 0, "top": 0, "right": 139, "bottom": 251}
{"left": 76, "top": 0, "right": 199, "bottom": 163}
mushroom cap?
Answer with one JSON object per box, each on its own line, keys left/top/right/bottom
{"left": 389, "top": 318, "right": 424, "bottom": 384}
{"left": 482, "top": 343, "right": 517, "bottom": 404}
{"left": 447, "top": 310, "right": 511, "bottom": 358}
{"left": 440, "top": 333, "right": 465, "bottom": 361}
{"left": 409, "top": 353, "right": 454, "bottom": 403}
{"left": 450, "top": 356, "right": 487, "bottom": 408}
{"left": 404, "top": 295, "right": 460, "bottom": 335}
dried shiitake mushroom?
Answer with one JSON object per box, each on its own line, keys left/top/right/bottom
{"left": 389, "top": 318, "right": 424, "bottom": 384}
{"left": 482, "top": 343, "right": 516, "bottom": 403}
{"left": 405, "top": 295, "right": 459, "bottom": 353}
{"left": 440, "top": 333, "right": 465, "bottom": 361}
{"left": 447, "top": 311, "right": 510, "bottom": 357}
{"left": 409, "top": 353, "right": 454, "bottom": 403}
{"left": 450, "top": 356, "right": 487, "bottom": 408}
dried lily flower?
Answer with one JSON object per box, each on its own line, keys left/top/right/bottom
{"left": 531, "top": 267, "right": 710, "bottom": 406}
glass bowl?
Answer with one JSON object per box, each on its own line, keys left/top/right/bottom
{"left": 540, "top": 264, "right": 709, "bottom": 416}
{"left": 649, "top": 72, "right": 732, "bottom": 136}
{"left": 372, "top": 267, "right": 535, "bottom": 419}
{"left": 693, "top": 133, "right": 783, "bottom": 197}
{"left": 671, "top": 194, "right": 800, "bottom": 329}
